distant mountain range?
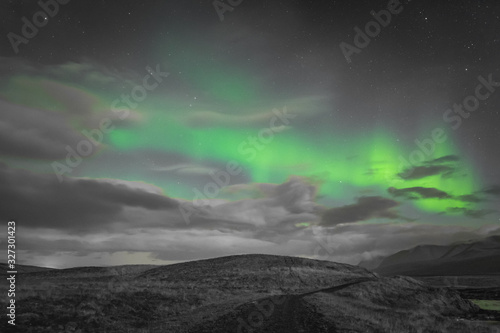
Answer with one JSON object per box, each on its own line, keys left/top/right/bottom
{"left": 359, "top": 235, "right": 500, "bottom": 276}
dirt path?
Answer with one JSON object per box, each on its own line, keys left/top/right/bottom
{"left": 276, "top": 278, "right": 377, "bottom": 332}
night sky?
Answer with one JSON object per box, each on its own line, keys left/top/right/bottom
{"left": 1, "top": 0, "right": 499, "bottom": 268}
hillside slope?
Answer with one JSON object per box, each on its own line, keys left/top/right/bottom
{"left": 372, "top": 235, "right": 500, "bottom": 276}
{"left": 1, "top": 254, "right": 498, "bottom": 332}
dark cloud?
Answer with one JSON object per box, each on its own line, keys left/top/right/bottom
{"left": 456, "top": 194, "right": 483, "bottom": 203}
{"left": 446, "top": 207, "right": 496, "bottom": 219}
{"left": 273, "top": 176, "right": 319, "bottom": 214}
{"left": 0, "top": 99, "right": 84, "bottom": 159}
{"left": 0, "top": 163, "right": 179, "bottom": 232}
{"left": 483, "top": 185, "right": 500, "bottom": 196}
{"left": 180, "top": 176, "right": 323, "bottom": 230}
{"left": 388, "top": 187, "right": 487, "bottom": 204}
{"left": 398, "top": 165, "right": 455, "bottom": 180}
{"left": 426, "top": 155, "right": 460, "bottom": 164}
{"left": 0, "top": 58, "right": 147, "bottom": 161}
{"left": 321, "top": 196, "right": 400, "bottom": 226}
{"left": 19, "top": 237, "right": 91, "bottom": 257}
{"left": 398, "top": 154, "right": 461, "bottom": 180}
{"left": 388, "top": 186, "right": 451, "bottom": 200}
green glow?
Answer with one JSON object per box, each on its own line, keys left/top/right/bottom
{"left": 3, "top": 59, "right": 483, "bottom": 219}
{"left": 158, "top": 39, "right": 261, "bottom": 106}
{"left": 1, "top": 76, "right": 67, "bottom": 112}
{"left": 108, "top": 102, "right": 481, "bottom": 214}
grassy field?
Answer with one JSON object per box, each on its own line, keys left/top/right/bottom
{"left": 415, "top": 276, "right": 500, "bottom": 288}
{"left": 2, "top": 255, "right": 500, "bottom": 332}
{"left": 471, "top": 300, "right": 500, "bottom": 312}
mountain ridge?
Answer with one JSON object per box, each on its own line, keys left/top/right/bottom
{"left": 359, "top": 235, "right": 500, "bottom": 276}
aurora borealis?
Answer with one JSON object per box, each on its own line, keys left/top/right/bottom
{"left": 1, "top": 0, "right": 499, "bottom": 268}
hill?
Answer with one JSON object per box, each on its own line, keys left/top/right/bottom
{"left": 1, "top": 254, "right": 498, "bottom": 332}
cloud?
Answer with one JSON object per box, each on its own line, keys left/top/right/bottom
{"left": 274, "top": 176, "right": 320, "bottom": 214}
{"left": 398, "top": 165, "right": 455, "bottom": 180}
{"left": 45, "top": 61, "right": 130, "bottom": 86}
{"left": 456, "top": 194, "right": 483, "bottom": 203}
{"left": 185, "top": 109, "right": 289, "bottom": 129}
{"left": 0, "top": 99, "right": 85, "bottom": 159}
{"left": 151, "top": 163, "right": 219, "bottom": 175}
{"left": 16, "top": 227, "right": 313, "bottom": 267}
{"left": 321, "top": 196, "right": 400, "bottom": 226}
{"left": 426, "top": 155, "right": 460, "bottom": 164}
{"left": 310, "top": 223, "right": 500, "bottom": 265}
{"left": 183, "top": 96, "right": 328, "bottom": 128}
{"left": 398, "top": 154, "right": 461, "bottom": 180}
{"left": 0, "top": 59, "right": 144, "bottom": 159}
{"left": 446, "top": 207, "right": 496, "bottom": 218}
{"left": 16, "top": 222, "right": 500, "bottom": 268}
{"left": 483, "top": 185, "right": 500, "bottom": 196}
{"left": 0, "top": 57, "right": 137, "bottom": 88}
{"left": 0, "top": 74, "right": 139, "bottom": 160}
{"left": 182, "top": 176, "right": 323, "bottom": 228}
{"left": 388, "top": 186, "right": 451, "bottom": 200}
{"left": 0, "top": 163, "right": 179, "bottom": 232}
{"left": 0, "top": 165, "right": 324, "bottom": 235}
{"left": 386, "top": 186, "right": 495, "bottom": 218}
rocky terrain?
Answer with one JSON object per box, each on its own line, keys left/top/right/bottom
{"left": 1, "top": 254, "right": 499, "bottom": 332}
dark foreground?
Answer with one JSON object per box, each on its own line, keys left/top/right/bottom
{"left": 1, "top": 255, "right": 499, "bottom": 332}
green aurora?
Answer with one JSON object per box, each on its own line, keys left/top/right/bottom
{"left": 1, "top": 67, "right": 480, "bottom": 216}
